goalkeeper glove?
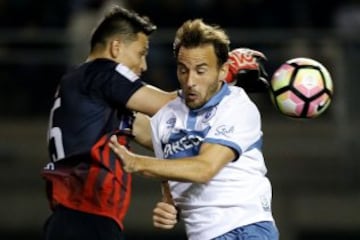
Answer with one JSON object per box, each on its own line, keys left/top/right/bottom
{"left": 225, "top": 48, "right": 269, "bottom": 92}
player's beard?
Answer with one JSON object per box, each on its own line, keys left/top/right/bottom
{"left": 185, "top": 80, "right": 221, "bottom": 110}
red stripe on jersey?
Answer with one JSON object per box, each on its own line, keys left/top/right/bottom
{"left": 42, "top": 131, "right": 133, "bottom": 230}
{"left": 114, "top": 135, "right": 132, "bottom": 220}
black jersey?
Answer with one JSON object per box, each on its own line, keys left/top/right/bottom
{"left": 42, "top": 59, "right": 144, "bottom": 229}
{"left": 48, "top": 58, "right": 143, "bottom": 162}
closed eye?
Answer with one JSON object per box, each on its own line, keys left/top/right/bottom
{"left": 177, "top": 65, "right": 188, "bottom": 74}
{"left": 196, "top": 67, "right": 207, "bottom": 75}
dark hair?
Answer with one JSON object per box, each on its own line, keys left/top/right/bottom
{"left": 90, "top": 6, "right": 157, "bottom": 51}
{"left": 173, "top": 19, "right": 230, "bottom": 66}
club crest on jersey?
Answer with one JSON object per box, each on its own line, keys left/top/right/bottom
{"left": 215, "top": 125, "right": 234, "bottom": 138}
{"left": 166, "top": 117, "right": 176, "bottom": 128}
{"left": 202, "top": 107, "right": 217, "bottom": 123}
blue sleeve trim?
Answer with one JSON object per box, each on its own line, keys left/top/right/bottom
{"left": 204, "top": 138, "right": 242, "bottom": 161}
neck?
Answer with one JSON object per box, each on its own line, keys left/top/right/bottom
{"left": 87, "top": 50, "right": 112, "bottom": 62}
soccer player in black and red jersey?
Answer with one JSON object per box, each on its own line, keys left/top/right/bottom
{"left": 41, "top": 6, "right": 176, "bottom": 240}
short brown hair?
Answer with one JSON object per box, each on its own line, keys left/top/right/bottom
{"left": 173, "top": 19, "right": 230, "bottom": 66}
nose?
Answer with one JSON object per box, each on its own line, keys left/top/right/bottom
{"left": 141, "top": 58, "right": 147, "bottom": 72}
{"left": 184, "top": 71, "right": 196, "bottom": 88}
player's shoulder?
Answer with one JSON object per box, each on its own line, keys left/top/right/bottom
{"left": 83, "top": 59, "right": 138, "bottom": 81}
{"left": 81, "top": 59, "right": 143, "bottom": 88}
{"left": 228, "top": 85, "right": 246, "bottom": 94}
{"left": 224, "top": 85, "right": 260, "bottom": 114}
{"left": 152, "top": 97, "right": 184, "bottom": 120}
{"left": 66, "top": 58, "right": 117, "bottom": 82}
{"left": 227, "top": 85, "right": 251, "bottom": 102}
{"left": 83, "top": 58, "right": 118, "bottom": 72}
{"left": 159, "top": 96, "right": 182, "bottom": 114}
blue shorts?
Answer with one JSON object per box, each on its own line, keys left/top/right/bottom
{"left": 212, "top": 221, "right": 279, "bottom": 240}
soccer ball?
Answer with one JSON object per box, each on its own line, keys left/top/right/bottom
{"left": 269, "top": 57, "right": 333, "bottom": 118}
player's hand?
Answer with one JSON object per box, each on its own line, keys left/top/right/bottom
{"left": 153, "top": 201, "right": 178, "bottom": 230}
{"left": 108, "top": 135, "right": 137, "bottom": 172}
{"left": 225, "top": 48, "right": 269, "bottom": 92}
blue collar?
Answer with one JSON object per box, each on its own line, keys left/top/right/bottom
{"left": 179, "top": 83, "right": 231, "bottom": 113}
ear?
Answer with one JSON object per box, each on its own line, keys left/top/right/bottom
{"left": 219, "top": 62, "right": 229, "bottom": 82}
{"left": 110, "top": 39, "right": 121, "bottom": 59}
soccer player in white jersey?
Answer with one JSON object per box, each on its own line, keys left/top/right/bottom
{"left": 109, "top": 19, "right": 279, "bottom": 240}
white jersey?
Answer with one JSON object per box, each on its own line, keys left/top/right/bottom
{"left": 150, "top": 84, "right": 275, "bottom": 240}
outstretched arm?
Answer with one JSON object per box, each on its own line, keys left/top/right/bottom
{"left": 126, "top": 85, "right": 177, "bottom": 117}
{"left": 108, "top": 136, "right": 236, "bottom": 183}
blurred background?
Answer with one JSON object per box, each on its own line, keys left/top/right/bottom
{"left": 0, "top": 0, "right": 359, "bottom": 239}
